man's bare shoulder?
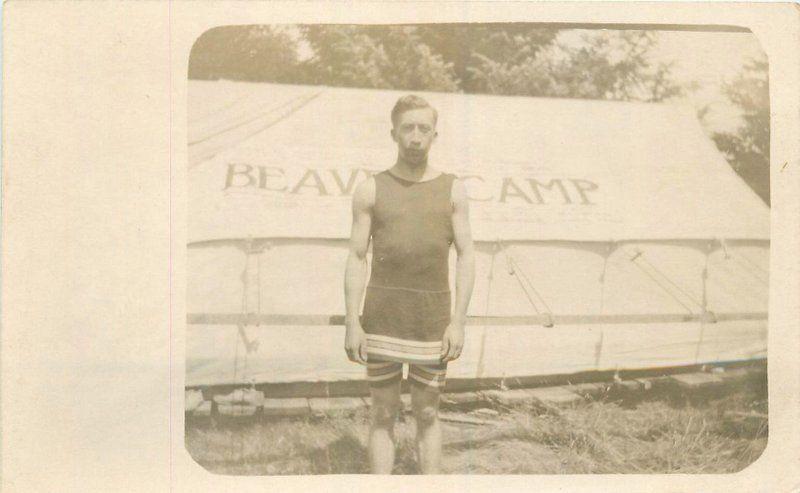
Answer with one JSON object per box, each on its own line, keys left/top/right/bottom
{"left": 450, "top": 175, "right": 469, "bottom": 208}
{"left": 352, "top": 176, "right": 376, "bottom": 210}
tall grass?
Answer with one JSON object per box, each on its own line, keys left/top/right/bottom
{"left": 185, "top": 376, "right": 767, "bottom": 475}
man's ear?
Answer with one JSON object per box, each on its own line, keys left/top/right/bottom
{"left": 390, "top": 127, "right": 398, "bottom": 142}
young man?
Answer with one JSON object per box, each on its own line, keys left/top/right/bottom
{"left": 344, "top": 95, "right": 476, "bottom": 474}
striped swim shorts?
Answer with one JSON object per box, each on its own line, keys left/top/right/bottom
{"left": 366, "top": 360, "right": 447, "bottom": 390}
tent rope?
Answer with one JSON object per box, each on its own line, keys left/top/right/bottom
{"left": 476, "top": 241, "right": 499, "bottom": 379}
{"left": 188, "top": 94, "right": 247, "bottom": 125}
{"left": 505, "top": 253, "right": 540, "bottom": 315}
{"left": 637, "top": 254, "right": 704, "bottom": 310}
{"left": 189, "top": 91, "right": 323, "bottom": 168}
{"left": 627, "top": 250, "right": 696, "bottom": 314}
{"left": 706, "top": 264, "right": 767, "bottom": 306}
{"left": 730, "top": 254, "right": 768, "bottom": 285}
{"left": 505, "top": 245, "right": 554, "bottom": 326}
{"left": 707, "top": 240, "right": 767, "bottom": 301}
{"left": 719, "top": 238, "right": 768, "bottom": 280}
{"left": 189, "top": 92, "right": 310, "bottom": 146}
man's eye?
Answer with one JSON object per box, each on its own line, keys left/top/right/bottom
{"left": 419, "top": 126, "right": 431, "bottom": 133}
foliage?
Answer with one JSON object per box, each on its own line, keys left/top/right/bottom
{"left": 299, "top": 25, "right": 459, "bottom": 91}
{"left": 189, "top": 25, "right": 684, "bottom": 104}
{"left": 467, "top": 30, "right": 683, "bottom": 102}
{"left": 413, "top": 24, "right": 560, "bottom": 93}
{"left": 710, "top": 58, "right": 770, "bottom": 204}
{"left": 188, "top": 25, "right": 301, "bottom": 82}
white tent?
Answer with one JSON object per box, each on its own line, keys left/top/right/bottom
{"left": 186, "top": 80, "right": 769, "bottom": 390}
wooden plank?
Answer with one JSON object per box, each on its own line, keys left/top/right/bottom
{"left": 614, "top": 380, "right": 643, "bottom": 392}
{"left": 262, "top": 398, "right": 311, "bottom": 417}
{"left": 565, "top": 382, "right": 607, "bottom": 399}
{"left": 526, "top": 386, "right": 583, "bottom": 407}
{"left": 441, "top": 392, "right": 484, "bottom": 406}
{"left": 439, "top": 412, "right": 499, "bottom": 426}
{"left": 192, "top": 400, "right": 212, "bottom": 417}
{"left": 482, "top": 388, "right": 538, "bottom": 406}
{"left": 185, "top": 390, "right": 205, "bottom": 413}
{"left": 715, "top": 367, "right": 754, "bottom": 383}
{"left": 669, "top": 372, "right": 724, "bottom": 388}
{"left": 217, "top": 403, "right": 258, "bottom": 416}
{"left": 196, "top": 380, "right": 370, "bottom": 400}
{"left": 308, "top": 397, "right": 367, "bottom": 414}
{"left": 212, "top": 389, "right": 265, "bottom": 406}
{"left": 188, "top": 360, "right": 765, "bottom": 400}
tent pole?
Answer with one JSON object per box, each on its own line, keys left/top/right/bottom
{"left": 595, "top": 241, "right": 614, "bottom": 370}
{"left": 476, "top": 241, "right": 499, "bottom": 379}
{"left": 694, "top": 240, "right": 715, "bottom": 364}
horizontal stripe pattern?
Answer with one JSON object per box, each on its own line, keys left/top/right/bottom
{"left": 366, "top": 348, "right": 443, "bottom": 365}
{"left": 365, "top": 361, "right": 448, "bottom": 388}
{"left": 368, "top": 340, "right": 441, "bottom": 355}
{"left": 366, "top": 333, "right": 444, "bottom": 365}
{"left": 366, "top": 361, "right": 402, "bottom": 384}
{"left": 366, "top": 334, "right": 442, "bottom": 348}
{"left": 409, "top": 364, "right": 446, "bottom": 388}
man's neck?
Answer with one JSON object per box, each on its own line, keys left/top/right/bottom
{"left": 391, "top": 155, "right": 434, "bottom": 181}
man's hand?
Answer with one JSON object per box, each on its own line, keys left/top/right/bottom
{"left": 440, "top": 320, "right": 465, "bottom": 362}
{"left": 345, "top": 322, "right": 368, "bottom": 365}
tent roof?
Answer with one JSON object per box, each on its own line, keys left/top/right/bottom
{"left": 188, "top": 80, "right": 769, "bottom": 243}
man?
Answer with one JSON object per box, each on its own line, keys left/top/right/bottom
{"left": 344, "top": 94, "right": 476, "bottom": 474}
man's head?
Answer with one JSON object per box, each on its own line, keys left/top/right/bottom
{"left": 390, "top": 95, "right": 438, "bottom": 165}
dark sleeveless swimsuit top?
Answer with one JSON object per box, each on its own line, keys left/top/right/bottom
{"left": 361, "top": 169, "right": 457, "bottom": 343}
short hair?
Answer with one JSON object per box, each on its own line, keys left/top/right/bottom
{"left": 391, "top": 95, "right": 438, "bottom": 127}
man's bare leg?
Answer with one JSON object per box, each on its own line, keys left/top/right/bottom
{"left": 410, "top": 382, "right": 442, "bottom": 474}
{"left": 368, "top": 378, "right": 401, "bottom": 474}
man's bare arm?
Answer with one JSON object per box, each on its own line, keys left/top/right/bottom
{"left": 344, "top": 177, "right": 375, "bottom": 364}
{"left": 442, "top": 178, "right": 476, "bottom": 362}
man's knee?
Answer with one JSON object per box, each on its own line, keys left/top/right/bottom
{"left": 412, "top": 403, "right": 438, "bottom": 428}
{"left": 370, "top": 392, "right": 401, "bottom": 428}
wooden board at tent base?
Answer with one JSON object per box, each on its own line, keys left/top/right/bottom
{"left": 189, "top": 358, "right": 766, "bottom": 401}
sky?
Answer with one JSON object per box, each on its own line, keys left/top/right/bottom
{"left": 557, "top": 29, "right": 766, "bottom": 134}
{"left": 647, "top": 30, "right": 765, "bottom": 133}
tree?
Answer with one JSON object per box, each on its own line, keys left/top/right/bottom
{"left": 710, "top": 58, "right": 770, "bottom": 204}
{"left": 189, "top": 25, "right": 301, "bottom": 82}
{"left": 414, "top": 24, "right": 559, "bottom": 93}
{"left": 190, "top": 26, "right": 684, "bottom": 105}
{"left": 299, "top": 25, "right": 459, "bottom": 91}
{"left": 467, "top": 30, "right": 684, "bottom": 102}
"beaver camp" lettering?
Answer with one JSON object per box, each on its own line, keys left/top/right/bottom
{"left": 223, "top": 164, "right": 599, "bottom": 205}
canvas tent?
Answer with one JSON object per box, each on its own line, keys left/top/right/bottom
{"left": 186, "top": 80, "right": 769, "bottom": 391}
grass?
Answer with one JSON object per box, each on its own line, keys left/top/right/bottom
{"left": 185, "top": 371, "right": 767, "bottom": 475}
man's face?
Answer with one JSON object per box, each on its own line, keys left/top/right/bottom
{"left": 391, "top": 108, "right": 437, "bottom": 165}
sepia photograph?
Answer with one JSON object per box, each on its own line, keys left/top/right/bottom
{"left": 182, "top": 23, "right": 771, "bottom": 475}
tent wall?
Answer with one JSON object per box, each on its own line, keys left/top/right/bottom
{"left": 186, "top": 81, "right": 770, "bottom": 390}
{"left": 186, "top": 239, "right": 768, "bottom": 387}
